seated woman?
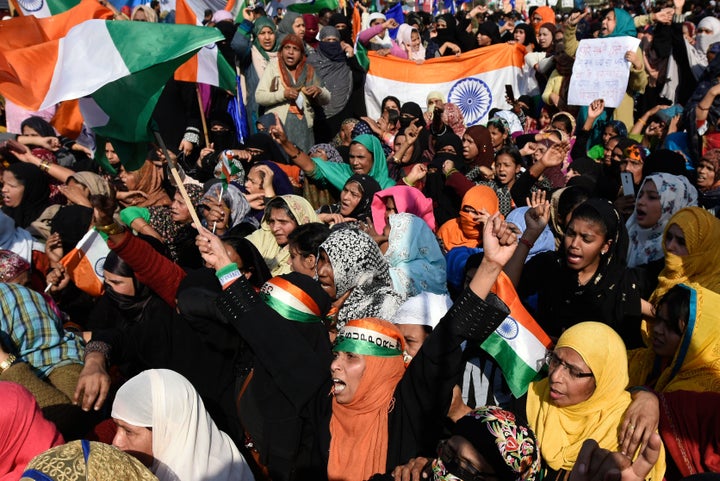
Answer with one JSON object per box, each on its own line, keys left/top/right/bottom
{"left": 527, "top": 321, "right": 666, "bottom": 481}
{"left": 478, "top": 146, "right": 525, "bottom": 217}
{"left": 507, "top": 198, "right": 644, "bottom": 348}
{"left": 246, "top": 195, "right": 318, "bottom": 276}
{"left": 270, "top": 117, "right": 395, "bottom": 190}
{"left": 629, "top": 283, "right": 720, "bottom": 393}
{"left": 437, "top": 185, "right": 500, "bottom": 253}
{"left": 242, "top": 161, "right": 295, "bottom": 223}
{"left": 1, "top": 163, "right": 50, "bottom": 231}
{"left": 20, "top": 440, "right": 158, "bottom": 481}
{"left": 287, "top": 222, "right": 330, "bottom": 277}
{"left": 1, "top": 381, "right": 63, "bottom": 481}
{"left": 111, "top": 369, "right": 254, "bottom": 481}
{"left": 650, "top": 207, "right": 720, "bottom": 304}
{"left": 626, "top": 173, "right": 697, "bottom": 269}
{"left": 384, "top": 212, "right": 448, "bottom": 298}
{"left": 117, "top": 161, "right": 171, "bottom": 208}
{"left": 317, "top": 225, "right": 403, "bottom": 329}
{"left": 318, "top": 174, "right": 381, "bottom": 225}
{"left": 120, "top": 184, "right": 205, "bottom": 267}
{"left": 205, "top": 213, "right": 518, "bottom": 480}
{"left": 0, "top": 283, "right": 86, "bottom": 439}
{"left": 390, "top": 291, "right": 452, "bottom": 361}
{"left": 370, "top": 184, "right": 436, "bottom": 238}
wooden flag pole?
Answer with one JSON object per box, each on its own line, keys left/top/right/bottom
{"left": 153, "top": 130, "right": 203, "bottom": 229}
{"left": 196, "top": 85, "right": 211, "bottom": 147}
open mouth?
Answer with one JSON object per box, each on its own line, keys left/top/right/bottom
{"left": 332, "top": 378, "right": 346, "bottom": 394}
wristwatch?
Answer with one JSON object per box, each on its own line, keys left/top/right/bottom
{"left": 0, "top": 354, "right": 17, "bottom": 374}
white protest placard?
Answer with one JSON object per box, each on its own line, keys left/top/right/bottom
{"left": 567, "top": 36, "right": 641, "bottom": 108}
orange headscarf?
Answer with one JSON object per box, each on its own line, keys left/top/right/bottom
{"left": 436, "top": 185, "right": 500, "bottom": 251}
{"left": 533, "top": 6, "right": 556, "bottom": 35}
{"left": 328, "top": 318, "right": 406, "bottom": 481}
{"left": 124, "top": 160, "right": 171, "bottom": 207}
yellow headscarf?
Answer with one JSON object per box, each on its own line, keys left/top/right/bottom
{"left": 629, "top": 283, "right": 720, "bottom": 393}
{"left": 527, "top": 322, "right": 665, "bottom": 479}
{"left": 650, "top": 207, "right": 720, "bottom": 304}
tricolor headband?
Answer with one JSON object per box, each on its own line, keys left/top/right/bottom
{"left": 333, "top": 318, "right": 405, "bottom": 357}
{"left": 260, "top": 276, "right": 324, "bottom": 323}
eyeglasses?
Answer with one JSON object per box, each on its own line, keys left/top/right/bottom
{"left": 545, "top": 351, "right": 594, "bottom": 379}
{"left": 437, "top": 439, "right": 499, "bottom": 481}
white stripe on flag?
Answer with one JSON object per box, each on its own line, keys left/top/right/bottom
{"left": 493, "top": 316, "right": 547, "bottom": 370}
{"left": 77, "top": 229, "right": 109, "bottom": 282}
{"left": 43, "top": 21, "right": 130, "bottom": 109}
{"left": 197, "top": 44, "right": 220, "bottom": 86}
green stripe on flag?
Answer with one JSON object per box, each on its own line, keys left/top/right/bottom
{"left": 217, "top": 54, "right": 237, "bottom": 92}
{"left": 48, "top": 0, "right": 81, "bottom": 15}
{"left": 286, "top": 0, "right": 339, "bottom": 13}
{"left": 481, "top": 332, "right": 544, "bottom": 398}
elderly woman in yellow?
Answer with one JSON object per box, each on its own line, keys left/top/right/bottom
{"left": 630, "top": 283, "right": 720, "bottom": 393}
{"left": 527, "top": 322, "right": 666, "bottom": 481}
{"left": 246, "top": 194, "right": 318, "bottom": 276}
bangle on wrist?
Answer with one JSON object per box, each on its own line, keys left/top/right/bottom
{"left": 96, "top": 222, "right": 126, "bottom": 235}
{"left": 637, "top": 118, "right": 646, "bottom": 125}
{"left": 0, "top": 354, "right": 17, "bottom": 374}
{"left": 402, "top": 176, "right": 414, "bottom": 186}
{"left": 288, "top": 144, "right": 302, "bottom": 160}
{"left": 39, "top": 160, "right": 51, "bottom": 173}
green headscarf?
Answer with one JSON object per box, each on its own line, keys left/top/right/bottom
{"left": 252, "top": 16, "right": 279, "bottom": 60}
{"left": 601, "top": 8, "right": 636, "bottom": 38}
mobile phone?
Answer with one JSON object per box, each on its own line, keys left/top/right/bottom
{"left": 505, "top": 84, "right": 515, "bottom": 103}
{"left": 621, "top": 172, "right": 634, "bottom": 197}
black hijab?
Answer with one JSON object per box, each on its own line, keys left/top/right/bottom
{"left": 2, "top": 163, "right": 50, "bottom": 229}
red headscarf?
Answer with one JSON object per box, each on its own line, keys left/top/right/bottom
{"left": 464, "top": 125, "right": 494, "bottom": 169}
{"left": 0, "top": 381, "right": 64, "bottom": 481}
{"left": 303, "top": 13, "right": 320, "bottom": 48}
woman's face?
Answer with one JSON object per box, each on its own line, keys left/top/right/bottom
{"left": 288, "top": 245, "right": 316, "bottom": 277}
{"left": 118, "top": 166, "right": 139, "bottom": 191}
{"left": 104, "top": 270, "right": 135, "bottom": 297}
{"left": 170, "top": 191, "right": 193, "bottom": 223}
{"left": 513, "top": 27, "right": 526, "bottom": 44}
{"left": 476, "top": 32, "right": 492, "bottom": 47}
{"left": 316, "top": 248, "right": 336, "bottom": 298}
{"left": 384, "top": 196, "right": 397, "bottom": 228}
{"left": 330, "top": 350, "right": 367, "bottom": 404}
{"left": 532, "top": 143, "right": 548, "bottom": 163}
{"left": 601, "top": 10, "right": 616, "bottom": 36}
{"left": 547, "top": 347, "right": 596, "bottom": 408}
{"left": 563, "top": 217, "right": 610, "bottom": 274}
{"left": 245, "top": 166, "right": 265, "bottom": 195}
{"left": 410, "top": 30, "right": 421, "bottom": 49}
{"left": 112, "top": 418, "right": 153, "bottom": 467}
{"left": 494, "top": 153, "right": 520, "bottom": 186}
{"left": 133, "top": 9, "right": 148, "bottom": 21}
{"left": 383, "top": 99, "right": 400, "bottom": 113}
{"left": 292, "top": 16, "right": 306, "bottom": 36}
{"left": 650, "top": 303, "right": 684, "bottom": 358}
{"left": 696, "top": 159, "right": 717, "bottom": 190}
{"left": 105, "top": 142, "right": 120, "bottom": 165}
{"left": 397, "top": 324, "right": 429, "bottom": 359}
{"left": 537, "top": 27, "right": 553, "bottom": 49}
{"left": 604, "top": 137, "right": 620, "bottom": 166}
{"left": 664, "top": 223, "right": 689, "bottom": 256}
{"left": 222, "top": 243, "right": 254, "bottom": 281}
{"left": 349, "top": 143, "right": 374, "bottom": 175}
{"left": 268, "top": 207, "right": 298, "bottom": 246}
{"left": 21, "top": 125, "right": 40, "bottom": 136}
{"left": 257, "top": 26, "right": 276, "bottom": 51}
{"left": 602, "top": 126, "right": 617, "bottom": 146}
{"left": 634, "top": 180, "right": 661, "bottom": 228}
{"left": 488, "top": 125, "right": 506, "bottom": 150}
{"left": 339, "top": 181, "right": 363, "bottom": 216}
{"left": 281, "top": 43, "right": 303, "bottom": 68}
{"left": 538, "top": 108, "right": 551, "bottom": 128}
{"left": 462, "top": 134, "right": 479, "bottom": 160}
{"left": 1, "top": 170, "right": 24, "bottom": 208}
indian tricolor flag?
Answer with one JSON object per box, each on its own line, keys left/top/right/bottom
{"left": 364, "top": 43, "right": 526, "bottom": 126}
{"left": 60, "top": 229, "right": 110, "bottom": 297}
{"left": 175, "top": 0, "right": 237, "bottom": 90}
{"left": 9, "top": 0, "right": 80, "bottom": 17}
{"left": 482, "top": 271, "right": 552, "bottom": 397}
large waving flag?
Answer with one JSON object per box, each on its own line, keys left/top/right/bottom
{"left": 0, "top": 19, "right": 225, "bottom": 169}
{"left": 285, "top": 0, "right": 339, "bottom": 13}
{"left": 9, "top": 0, "right": 80, "bottom": 17}
{"left": 482, "top": 271, "right": 552, "bottom": 398}
{"left": 60, "top": 229, "right": 110, "bottom": 297}
{"left": 364, "top": 43, "right": 525, "bottom": 126}
{"left": 174, "top": 0, "right": 237, "bottom": 90}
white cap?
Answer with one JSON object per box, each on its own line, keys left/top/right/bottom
{"left": 391, "top": 292, "right": 453, "bottom": 329}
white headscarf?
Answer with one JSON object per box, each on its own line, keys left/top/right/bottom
{"left": 112, "top": 369, "right": 255, "bottom": 481}
{"left": 696, "top": 16, "right": 720, "bottom": 55}
{"left": 0, "top": 210, "right": 42, "bottom": 263}
{"left": 391, "top": 291, "right": 452, "bottom": 329}
{"left": 626, "top": 173, "right": 698, "bottom": 268}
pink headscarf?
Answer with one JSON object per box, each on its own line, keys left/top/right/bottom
{"left": 371, "top": 185, "right": 436, "bottom": 234}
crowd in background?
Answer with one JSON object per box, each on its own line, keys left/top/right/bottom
{"left": 2, "top": 0, "right": 720, "bottom": 480}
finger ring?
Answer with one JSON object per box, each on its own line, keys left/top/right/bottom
{"left": 629, "top": 424, "right": 635, "bottom": 430}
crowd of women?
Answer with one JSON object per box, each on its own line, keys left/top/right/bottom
{"left": 2, "top": 0, "right": 720, "bottom": 480}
